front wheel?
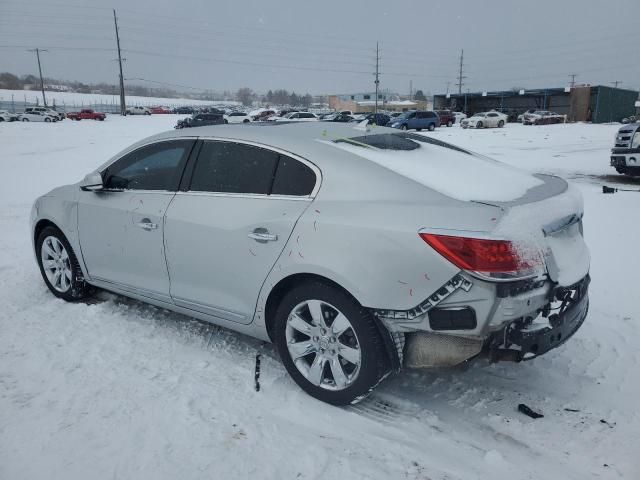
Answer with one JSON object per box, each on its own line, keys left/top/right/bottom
{"left": 36, "top": 226, "right": 93, "bottom": 301}
{"left": 428, "top": 123, "right": 435, "bottom": 131}
{"left": 477, "top": 121, "right": 483, "bottom": 128}
{"left": 401, "top": 124, "right": 408, "bottom": 131}
{"left": 447, "top": 121, "right": 453, "bottom": 127}
{"left": 45, "top": 117, "right": 51, "bottom": 122}
{"left": 22, "top": 118, "right": 29, "bottom": 122}
{"left": 274, "top": 281, "right": 390, "bottom": 405}
{"left": 498, "top": 120, "right": 505, "bottom": 128}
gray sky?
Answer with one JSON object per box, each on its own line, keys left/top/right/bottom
{"left": 1, "top": 0, "right": 639, "bottom": 96}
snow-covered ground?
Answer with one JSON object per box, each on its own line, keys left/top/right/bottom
{"left": 1, "top": 118, "right": 638, "bottom": 479}
{"left": 0, "top": 88, "right": 239, "bottom": 110}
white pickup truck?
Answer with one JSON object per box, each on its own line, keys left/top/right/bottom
{"left": 611, "top": 123, "right": 640, "bottom": 176}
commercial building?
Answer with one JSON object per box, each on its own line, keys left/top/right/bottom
{"left": 433, "top": 85, "right": 638, "bottom": 123}
{"left": 328, "top": 92, "right": 430, "bottom": 113}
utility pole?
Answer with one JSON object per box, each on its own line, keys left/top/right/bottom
{"left": 445, "top": 81, "right": 451, "bottom": 95}
{"left": 569, "top": 73, "right": 577, "bottom": 88}
{"left": 611, "top": 80, "right": 621, "bottom": 88}
{"left": 374, "top": 41, "right": 380, "bottom": 114}
{"left": 409, "top": 79, "right": 412, "bottom": 100}
{"left": 456, "top": 49, "right": 465, "bottom": 95}
{"left": 28, "top": 48, "right": 47, "bottom": 107}
{"left": 113, "top": 9, "right": 126, "bottom": 116}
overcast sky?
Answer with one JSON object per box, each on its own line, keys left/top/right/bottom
{"left": 1, "top": 0, "right": 639, "bottom": 96}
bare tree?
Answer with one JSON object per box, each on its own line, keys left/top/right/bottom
{"left": 236, "top": 87, "right": 254, "bottom": 106}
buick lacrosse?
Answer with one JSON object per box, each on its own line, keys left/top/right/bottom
{"left": 31, "top": 123, "right": 590, "bottom": 405}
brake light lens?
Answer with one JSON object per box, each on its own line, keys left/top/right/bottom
{"left": 420, "top": 233, "right": 542, "bottom": 280}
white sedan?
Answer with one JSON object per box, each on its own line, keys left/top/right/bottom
{"left": 18, "top": 111, "right": 59, "bottom": 122}
{"left": 461, "top": 111, "right": 507, "bottom": 129}
{"left": 224, "top": 112, "right": 251, "bottom": 124}
{"left": 273, "top": 112, "right": 318, "bottom": 122}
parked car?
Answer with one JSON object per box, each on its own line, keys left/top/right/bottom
{"left": 453, "top": 112, "right": 467, "bottom": 124}
{"left": 435, "top": 110, "right": 455, "bottom": 127}
{"left": 174, "top": 113, "right": 224, "bottom": 129}
{"left": 388, "top": 110, "right": 439, "bottom": 131}
{"left": 0, "top": 110, "right": 19, "bottom": 122}
{"left": 621, "top": 115, "right": 637, "bottom": 124}
{"left": 31, "top": 123, "right": 591, "bottom": 405}
{"left": 349, "top": 113, "right": 390, "bottom": 126}
{"left": 126, "top": 106, "right": 151, "bottom": 115}
{"left": 66, "top": 109, "right": 106, "bottom": 121}
{"left": 252, "top": 110, "right": 276, "bottom": 121}
{"left": 461, "top": 111, "right": 508, "bottom": 129}
{"left": 322, "top": 113, "right": 354, "bottom": 122}
{"left": 522, "top": 111, "right": 565, "bottom": 125}
{"left": 18, "top": 111, "right": 59, "bottom": 122}
{"left": 224, "top": 112, "right": 252, "bottom": 124}
{"left": 150, "top": 106, "right": 172, "bottom": 114}
{"left": 610, "top": 123, "right": 640, "bottom": 176}
{"left": 173, "top": 106, "right": 195, "bottom": 115}
{"left": 273, "top": 112, "right": 318, "bottom": 122}
{"left": 25, "top": 106, "right": 65, "bottom": 121}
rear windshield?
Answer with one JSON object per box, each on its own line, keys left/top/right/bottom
{"left": 335, "top": 132, "right": 470, "bottom": 154}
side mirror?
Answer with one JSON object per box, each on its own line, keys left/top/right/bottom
{"left": 80, "top": 172, "right": 104, "bottom": 191}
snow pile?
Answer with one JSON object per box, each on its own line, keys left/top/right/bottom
{"left": 330, "top": 139, "right": 543, "bottom": 202}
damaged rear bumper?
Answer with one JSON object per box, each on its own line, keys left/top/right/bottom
{"left": 486, "top": 275, "right": 590, "bottom": 362}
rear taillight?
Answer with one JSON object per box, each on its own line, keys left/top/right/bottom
{"left": 420, "top": 233, "right": 542, "bottom": 280}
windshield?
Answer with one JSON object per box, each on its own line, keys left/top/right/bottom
{"left": 398, "top": 111, "right": 414, "bottom": 119}
{"left": 474, "top": 113, "right": 486, "bottom": 118}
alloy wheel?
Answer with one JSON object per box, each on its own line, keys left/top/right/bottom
{"left": 285, "top": 299, "right": 361, "bottom": 391}
{"left": 40, "top": 236, "right": 72, "bottom": 293}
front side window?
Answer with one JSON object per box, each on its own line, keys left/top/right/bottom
{"left": 103, "top": 140, "right": 193, "bottom": 191}
{"left": 632, "top": 131, "right": 640, "bottom": 149}
{"left": 190, "top": 141, "right": 278, "bottom": 194}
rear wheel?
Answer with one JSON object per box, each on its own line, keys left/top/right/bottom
{"left": 428, "top": 123, "right": 436, "bottom": 131}
{"left": 274, "top": 281, "right": 390, "bottom": 405}
{"left": 447, "top": 120, "right": 453, "bottom": 127}
{"left": 45, "top": 117, "right": 51, "bottom": 122}
{"left": 36, "top": 226, "right": 93, "bottom": 301}
{"left": 243, "top": 119, "right": 250, "bottom": 123}
{"left": 22, "top": 118, "right": 29, "bottom": 122}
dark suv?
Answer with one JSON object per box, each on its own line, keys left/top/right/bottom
{"left": 175, "top": 113, "right": 224, "bottom": 129}
{"left": 387, "top": 110, "right": 440, "bottom": 131}
{"left": 435, "top": 110, "right": 455, "bottom": 127}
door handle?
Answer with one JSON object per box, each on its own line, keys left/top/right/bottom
{"left": 248, "top": 228, "right": 278, "bottom": 243}
{"left": 136, "top": 219, "right": 158, "bottom": 231}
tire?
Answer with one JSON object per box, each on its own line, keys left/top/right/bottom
{"left": 416, "top": 128, "right": 422, "bottom": 132}
{"left": 243, "top": 119, "right": 250, "bottom": 123}
{"left": 498, "top": 120, "right": 505, "bottom": 128}
{"left": 428, "top": 123, "right": 435, "bottom": 131}
{"left": 0, "top": 118, "right": 4, "bottom": 122}
{"left": 274, "top": 281, "right": 390, "bottom": 405}
{"left": 36, "top": 226, "right": 93, "bottom": 301}
{"left": 45, "top": 117, "right": 51, "bottom": 122}
{"left": 22, "top": 118, "right": 29, "bottom": 122}
{"left": 145, "top": 111, "right": 151, "bottom": 116}
{"left": 99, "top": 117, "right": 104, "bottom": 121}
{"left": 447, "top": 121, "right": 453, "bottom": 127}
{"left": 224, "top": 119, "right": 229, "bottom": 124}
{"left": 477, "top": 121, "right": 483, "bottom": 128}
{"left": 401, "top": 124, "right": 408, "bottom": 131}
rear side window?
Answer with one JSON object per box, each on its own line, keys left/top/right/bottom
{"left": 272, "top": 155, "right": 316, "bottom": 196}
{"left": 104, "top": 140, "right": 194, "bottom": 191}
{"left": 190, "top": 141, "right": 278, "bottom": 194}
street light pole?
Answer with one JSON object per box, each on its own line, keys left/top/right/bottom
{"left": 28, "top": 48, "right": 48, "bottom": 107}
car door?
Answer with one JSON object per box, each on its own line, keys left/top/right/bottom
{"left": 405, "top": 112, "right": 417, "bottom": 128}
{"left": 486, "top": 112, "right": 499, "bottom": 127}
{"left": 77, "top": 139, "right": 195, "bottom": 301}
{"left": 164, "top": 140, "right": 319, "bottom": 324}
